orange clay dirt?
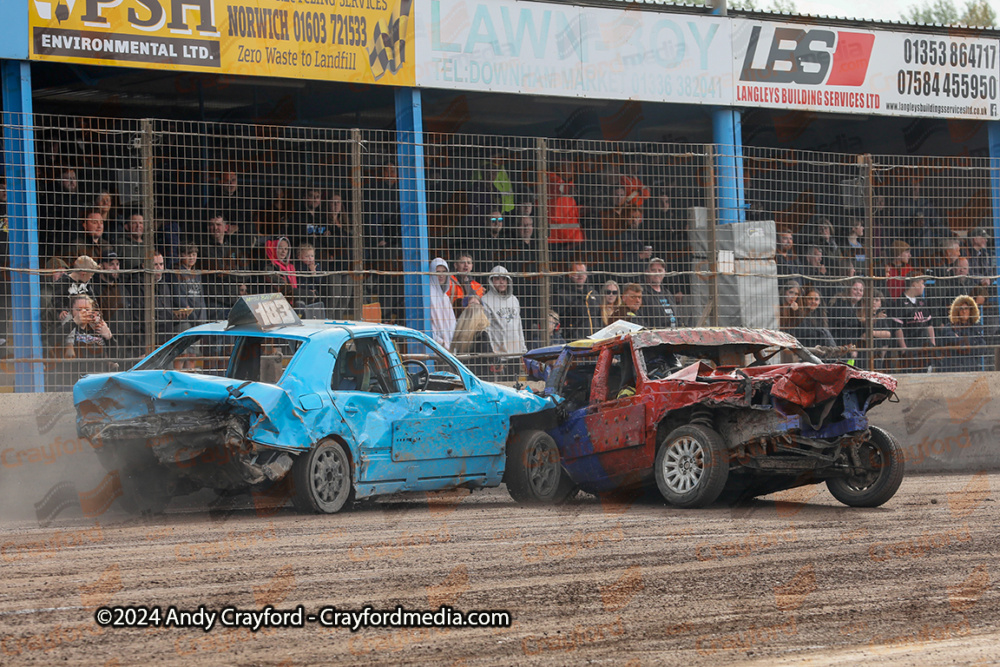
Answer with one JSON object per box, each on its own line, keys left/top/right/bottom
{"left": 1, "top": 472, "right": 998, "bottom": 666}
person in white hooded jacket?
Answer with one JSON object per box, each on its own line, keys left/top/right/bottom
{"left": 481, "top": 265, "right": 527, "bottom": 379}
{"left": 429, "top": 257, "right": 457, "bottom": 349}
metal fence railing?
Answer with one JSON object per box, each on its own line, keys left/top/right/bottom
{"left": 1, "top": 114, "right": 998, "bottom": 390}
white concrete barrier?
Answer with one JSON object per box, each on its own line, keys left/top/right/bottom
{"left": 1, "top": 373, "right": 997, "bottom": 520}
{"left": 870, "top": 372, "right": 1000, "bottom": 473}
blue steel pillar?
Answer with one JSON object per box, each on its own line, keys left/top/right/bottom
{"left": 1, "top": 60, "right": 44, "bottom": 392}
{"left": 394, "top": 88, "right": 431, "bottom": 335}
{"left": 711, "top": 108, "right": 746, "bottom": 225}
{"left": 988, "top": 122, "right": 1000, "bottom": 312}
{"left": 710, "top": 2, "right": 744, "bottom": 225}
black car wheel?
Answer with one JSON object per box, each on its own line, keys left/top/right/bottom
{"left": 826, "top": 427, "right": 904, "bottom": 508}
{"left": 292, "top": 439, "right": 354, "bottom": 514}
{"left": 655, "top": 424, "right": 729, "bottom": 508}
{"left": 506, "top": 430, "right": 576, "bottom": 505}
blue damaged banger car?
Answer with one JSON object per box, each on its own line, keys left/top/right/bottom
{"left": 74, "top": 294, "right": 561, "bottom": 514}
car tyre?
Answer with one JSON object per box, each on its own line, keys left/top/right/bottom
{"left": 506, "top": 430, "right": 576, "bottom": 505}
{"left": 292, "top": 439, "right": 354, "bottom": 514}
{"left": 117, "top": 464, "right": 171, "bottom": 515}
{"left": 826, "top": 427, "right": 904, "bottom": 508}
{"left": 655, "top": 424, "right": 729, "bottom": 508}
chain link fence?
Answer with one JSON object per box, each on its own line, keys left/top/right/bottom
{"left": 1, "top": 114, "right": 997, "bottom": 390}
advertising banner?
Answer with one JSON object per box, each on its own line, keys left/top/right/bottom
{"left": 28, "top": 0, "right": 415, "bottom": 85}
{"left": 414, "top": 0, "right": 733, "bottom": 105}
{"left": 732, "top": 19, "right": 999, "bottom": 120}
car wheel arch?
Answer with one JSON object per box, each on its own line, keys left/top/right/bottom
{"left": 655, "top": 406, "right": 718, "bottom": 451}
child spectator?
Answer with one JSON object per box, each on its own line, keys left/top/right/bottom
{"left": 430, "top": 257, "right": 457, "bottom": 350}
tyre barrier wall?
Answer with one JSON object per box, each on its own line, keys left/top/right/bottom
{"left": 0, "top": 372, "right": 997, "bottom": 519}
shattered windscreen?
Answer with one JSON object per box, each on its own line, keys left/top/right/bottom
{"left": 134, "top": 334, "right": 304, "bottom": 383}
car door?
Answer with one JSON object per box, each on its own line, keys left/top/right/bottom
{"left": 384, "top": 333, "right": 507, "bottom": 487}
{"left": 328, "top": 333, "right": 409, "bottom": 485}
{"left": 563, "top": 345, "right": 651, "bottom": 492}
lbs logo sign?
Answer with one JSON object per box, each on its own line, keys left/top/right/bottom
{"left": 739, "top": 25, "right": 875, "bottom": 86}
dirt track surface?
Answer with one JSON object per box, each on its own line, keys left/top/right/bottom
{"left": 2, "top": 473, "right": 999, "bottom": 666}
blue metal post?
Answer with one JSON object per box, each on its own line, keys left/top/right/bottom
{"left": 988, "top": 121, "right": 1000, "bottom": 325}
{"left": 710, "top": 2, "right": 744, "bottom": 226}
{"left": 394, "top": 88, "right": 431, "bottom": 335}
{"left": 712, "top": 108, "right": 746, "bottom": 225}
{"left": 1, "top": 60, "right": 44, "bottom": 391}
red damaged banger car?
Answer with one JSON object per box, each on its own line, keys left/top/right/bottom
{"left": 519, "top": 327, "right": 903, "bottom": 509}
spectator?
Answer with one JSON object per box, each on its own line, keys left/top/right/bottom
{"left": 546, "top": 167, "right": 584, "bottom": 269}
{"left": 906, "top": 206, "right": 948, "bottom": 268}
{"left": 156, "top": 212, "right": 183, "bottom": 270}
{"left": 940, "top": 294, "right": 986, "bottom": 373}
{"left": 473, "top": 150, "right": 516, "bottom": 215}
{"left": 264, "top": 236, "right": 298, "bottom": 302}
{"left": 828, "top": 279, "right": 865, "bottom": 344}
{"left": 430, "top": 258, "right": 457, "bottom": 349}
{"left": 845, "top": 217, "right": 866, "bottom": 273}
{"left": 966, "top": 227, "right": 994, "bottom": 286}
{"left": 614, "top": 283, "right": 643, "bottom": 323}
{"left": 171, "top": 244, "right": 209, "bottom": 335}
{"left": 779, "top": 280, "right": 803, "bottom": 332}
{"left": 71, "top": 209, "right": 110, "bottom": 263}
{"left": 885, "top": 240, "right": 914, "bottom": 299}
{"left": 611, "top": 207, "right": 649, "bottom": 285}
{"left": 800, "top": 245, "right": 832, "bottom": 299}
{"left": 481, "top": 208, "right": 509, "bottom": 259}
{"left": 41, "top": 166, "right": 82, "bottom": 258}
{"left": 210, "top": 169, "right": 254, "bottom": 249}
{"left": 776, "top": 231, "right": 799, "bottom": 277}
{"left": 481, "top": 266, "right": 526, "bottom": 373}
{"left": 890, "top": 275, "right": 936, "bottom": 372}
{"left": 791, "top": 288, "right": 837, "bottom": 348}
{"left": 96, "top": 252, "right": 126, "bottom": 341}
{"left": 322, "top": 194, "right": 353, "bottom": 318}
{"left": 92, "top": 189, "right": 115, "bottom": 226}
{"left": 812, "top": 217, "right": 841, "bottom": 261}
{"left": 200, "top": 214, "right": 245, "bottom": 320}
{"left": 641, "top": 258, "right": 679, "bottom": 329}
{"left": 292, "top": 186, "right": 325, "bottom": 248}
{"left": 842, "top": 288, "right": 892, "bottom": 370}
{"left": 930, "top": 256, "right": 976, "bottom": 324}
{"left": 296, "top": 243, "right": 329, "bottom": 319}
{"left": 40, "top": 257, "right": 74, "bottom": 354}
{"left": 597, "top": 280, "right": 622, "bottom": 328}
{"left": 554, "top": 261, "right": 598, "bottom": 340}
{"left": 124, "top": 251, "right": 175, "bottom": 353}
{"left": 60, "top": 294, "right": 118, "bottom": 385}
{"left": 56, "top": 255, "right": 99, "bottom": 299}
{"left": 447, "top": 251, "right": 484, "bottom": 314}
{"left": 543, "top": 310, "right": 566, "bottom": 347}
{"left": 118, "top": 212, "right": 146, "bottom": 275}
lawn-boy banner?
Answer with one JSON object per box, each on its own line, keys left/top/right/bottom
{"left": 28, "top": 0, "right": 415, "bottom": 85}
{"left": 732, "top": 19, "right": 999, "bottom": 120}
{"left": 414, "top": 0, "right": 734, "bottom": 105}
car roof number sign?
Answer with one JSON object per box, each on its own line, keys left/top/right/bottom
{"left": 226, "top": 293, "right": 303, "bottom": 330}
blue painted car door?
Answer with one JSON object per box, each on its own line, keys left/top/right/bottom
{"left": 384, "top": 333, "right": 507, "bottom": 484}
{"left": 328, "top": 334, "right": 410, "bottom": 484}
